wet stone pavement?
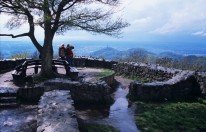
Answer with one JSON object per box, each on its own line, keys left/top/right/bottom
{"left": 0, "top": 105, "right": 37, "bottom": 132}
{"left": 37, "top": 90, "right": 79, "bottom": 132}
{"left": 0, "top": 69, "right": 140, "bottom": 132}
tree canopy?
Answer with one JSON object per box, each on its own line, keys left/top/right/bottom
{"left": 0, "top": 0, "right": 129, "bottom": 77}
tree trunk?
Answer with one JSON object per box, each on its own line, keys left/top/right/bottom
{"left": 40, "top": 23, "right": 55, "bottom": 77}
{"left": 40, "top": 39, "right": 54, "bottom": 78}
{"left": 39, "top": 2, "right": 55, "bottom": 78}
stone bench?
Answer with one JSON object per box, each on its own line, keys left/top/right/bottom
{"left": 69, "top": 67, "right": 79, "bottom": 80}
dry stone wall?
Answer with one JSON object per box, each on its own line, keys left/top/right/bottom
{"left": 195, "top": 72, "right": 206, "bottom": 96}
{"left": 1, "top": 58, "right": 206, "bottom": 101}
{"left": 129, "top": 71, "right": 202, "bottom": 101}
{"left": 73, "top": 57, "right": 117, "bottom": 69}
{"left": 0, "top": 59, "right": 29, "bottom": 73}
{"left": 37, "top": 78, "right": 114, "bottom": 105}
{"left": 113, "top": 62, "right": 181, "bottom": 82}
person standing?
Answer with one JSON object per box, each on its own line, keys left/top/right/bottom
{"left": 58, "top": 44, "right": 66, "bottom": 60}
{"left": 65, "top": 44, "right": 74, "bottom": 66}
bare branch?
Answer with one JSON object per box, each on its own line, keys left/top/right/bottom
{"left": 0, "top": 33, "right": 29, "bottom": 38}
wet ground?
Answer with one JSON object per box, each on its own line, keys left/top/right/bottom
{"left": 0, "top": 105, "right": 37, "bottom": 132}
{"left": 0, "top": 71, "right": 19, "bottom": 89}
{"left": 0, "top": 68, "right": 139, "bottom": 132}
{"left": 76, "top": 76, "right": 140, "bottom": 132}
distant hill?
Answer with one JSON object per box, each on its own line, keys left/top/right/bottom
{"left": 89, "top": 47, "right": 206, "bottom": 71}
{"left": 90, "top": 47, "right": 124, "bottom": 60}
{"left": 90, "top": 47, "right": 154, "bottom": 60}
{"left": 158, "top": 52, "right": 183, "bottom": 59}
{"left": 126, "top": 48, "right": 155, "bottom": 56}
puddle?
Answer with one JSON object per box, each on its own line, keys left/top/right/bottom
{"left": 76, "top": 82, "right": 140, "bottom": 132}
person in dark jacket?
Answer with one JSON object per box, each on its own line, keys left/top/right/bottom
{"left": 58, "top": 44, "right": 66, "bottom": 60}
{"left": 65, "top": 44, "right": 74, "bottom": 66}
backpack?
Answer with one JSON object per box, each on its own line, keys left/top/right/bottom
{"left": 59, "top": 47, "right": 65, "bottom": 57}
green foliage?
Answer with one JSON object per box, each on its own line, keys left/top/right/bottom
{"left": 197, "top": 98, "right": 206, "bottom": 105}
{"left": 96, "top": 69, "right": 114, "bottom": 78}
{"left": 11, "top": 51, "right": 30, "bottom": 59}
{"left": 135, "top": 101, "right": 206, "bottom": 132}
{"left": 80, "top": 123, "right": 119, "bottom": 132}
{"left": 126, "top": 75, "right": 151, "bottom": 83}
{"left": 156, "top": 56, "right": 206, "bottom": 71}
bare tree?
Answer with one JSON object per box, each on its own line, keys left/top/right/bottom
{"left": 0, "top": 0, "right": 128, "bottom": 78}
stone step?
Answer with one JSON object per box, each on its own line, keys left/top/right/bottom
{"left": 0, "top": 87, "right": 17, "bottom": 97}
{"left": 0, "top": 102, "right": 19, "bottom": 109}
{"left": 0, "top": 92, "right": 17, "bottom": 97}
{"left": 0, "top": 97, "right": 17, "bottom": 103}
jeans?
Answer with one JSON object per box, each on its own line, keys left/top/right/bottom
{"left": 67, "top": 57, "right": 74, "bottom": 66}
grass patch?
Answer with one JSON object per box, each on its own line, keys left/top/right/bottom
{"left": 11, "top": 51, "right": 30, "bottom": 59}
{"left": 80, "top": 123, "right": 119, "bottom": 132}
{"left": 96, "top": 69, "right": 114, "bottom": 78}
{"left": 135, "top": 100, "right": 206, "bottom": 132}
{"left": 122, "top": 75, "right": 152, "bottom": 83}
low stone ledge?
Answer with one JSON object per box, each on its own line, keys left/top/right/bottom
{"left": 37, "top": 90, "right": 79, "bottom": 132}
{"left": 113, "top": 62, "right": 180, "bottom": 82}
{"left": 17, "top": 87, "right": 44, "bottom": 103}
{"left": 36, "top": 78, "right": 113, "bottom": 105}
{"left": 0, "top": 59, "right": 31, "bottom": 73}
{"left": 195, "top": 72, "right": 206, "bottom": 96}
{"left": 100, "top": 72, "right": 116, "bottom": 88}
{"left": 129, "top": 71, "right": 202, "bottom": 101}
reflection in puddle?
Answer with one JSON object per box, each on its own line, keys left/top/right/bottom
{"left": 76, "top": 84, "right": 139, "bottom": 132}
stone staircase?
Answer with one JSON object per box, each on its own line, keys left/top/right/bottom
{"left": 0, "top": 87, "right": 19, "bottom": 109}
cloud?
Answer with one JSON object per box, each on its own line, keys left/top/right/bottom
{"left": 192, "top": 31, "right": 206, "bottom": 37}
{"left": 150, "top": 0, "right": 206, "bottom": 34}
{"left": 1, "top": 0, "right": 206, "bottom": 42}
{"left": 122, "top": 0, "right": 206, "bottom": 37}
{"left": 132, "top": 17, "right": 151, "bottom": 25}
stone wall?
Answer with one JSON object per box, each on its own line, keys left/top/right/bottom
{"left": 2, "top": 57, "right": 206, "bottom": 101}
{"left": 17, "top": 87, "right": 44, "bottom": 103}
{"left": 100, "top": 73, "right": 116, "bottom": 87}
{"left": 0, "top": 57, "right": 116, "bottom": 72}
{"left": 195, "top": 72, "right": 206, "bottom": 96}
{"left": 129, "top": 71, "right": 202, "bottom": 101}
{"left": 113, "top": 62, "right": 206, "bottom": 99}
{"left": 113, "top": 62, "right": 180, "bottom": 82}
{"left": 0, "top": 59, "right": 28, "bottom": 73}
{"left": 74, "top": 57, "right": 117, "bottom": 69}
{"left": 37, "top": 79, "right": 114, "bottom": 105}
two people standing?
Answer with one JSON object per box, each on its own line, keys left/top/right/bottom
{"left": 58, "top": 44, "right": 74, "bottom": 66}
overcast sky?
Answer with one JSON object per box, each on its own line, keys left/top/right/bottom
{"left": 1, "top": 0, "right": 206, "bottom": 42}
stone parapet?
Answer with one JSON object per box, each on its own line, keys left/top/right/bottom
{"left": 113, "top": 62, "right": 180, "bottom": 82}
{"left": 37, "top": 78, "right": 113, "bottom": 105}
{"left": 74, "top": 57, "right": 117, "bottom": 69}
{"left": 195, "top": 72, "right": 206, "bottom": 96}
{"left": 17, "top": 87, "right": 44, "bottom": 103}
{"left": 0, "top": 59, "right": 29, "bottom": 73}
{"left": 129, "top": 71, "right": 202, "bottom": 101}
{"left": 1, "top": 57, "right": 206, "bottom": 100}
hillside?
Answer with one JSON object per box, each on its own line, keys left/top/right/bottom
{"left": 90, "top": 47, "right": 206, "bottom": 71}
{"left": 158, "top": 52, "right": 183, "bottom": 59}
{"left": 90, "top": 47, "right": 154, "bottom": 60}
{"left": 90, "top": 47, "right": 124, "bottom": 60}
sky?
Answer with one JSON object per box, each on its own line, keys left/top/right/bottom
{"left": 1, "top": 0, "right": 206, "bottom": 43}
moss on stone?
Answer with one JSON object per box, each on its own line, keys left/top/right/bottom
{"left": 96, "top": 69, "right": 114, "bottom": 78}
